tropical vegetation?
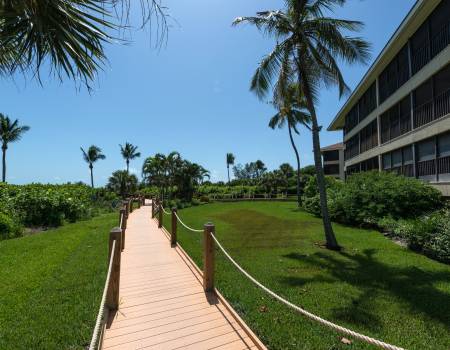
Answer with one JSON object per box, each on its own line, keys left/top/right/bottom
{"left": 234, "top": 0, "right": 371, "bottom": 250}
{"left": 0, "top": 183, "right": 117, "bottom": 240}
{"left": 226, "top": 153, "right": 235, "bottom": 183}
{"left": 107, "top": 170, "right": 138, "bottom": 198}
{"left": 0, "top": 114, "right": 30, "bottom": 183}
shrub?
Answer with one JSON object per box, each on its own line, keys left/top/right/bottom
{"left": 0, "top": 212, "right": 22, "bottom": 240}
{"left": 303, "top": 172, "right": 442, "bottom": 227}
{"left": 379, "top": 209, "right": 450, "bottom": 263}
{"left": 199, "top": 195, "right": 210, "bottom": 203}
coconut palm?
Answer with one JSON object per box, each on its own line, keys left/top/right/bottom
{"left": 0, "top": 1, "right": 168, "bottom": 87}
{"left": 120, "top": 142, "right": 141, "bottom": 173}
{"left": 0, "top": 114, "right": 30, "bottom": 183}
{"left": 269, "top": 84, "right": 311, "bottom": 207}
{"left": 233, "top": 0, "right": 370, "bottom": 250}
{"left": 81, "top": 145, "right": 106, "bottom": 188}
{"left": 255, "top": 160, "right": 267, "bottom": 179}
{"left": 226, "top": 153, "right": 235, "bottom": 183}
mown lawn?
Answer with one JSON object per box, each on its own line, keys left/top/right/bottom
{"left": 0, "top": 213, "right": 116, "bottom": 350}
{"left": 162, "top": 202, "right": 450, "bottom": 350}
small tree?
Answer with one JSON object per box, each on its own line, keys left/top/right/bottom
{"left": 0, "top": 114, "right": 30, "bottom": 183}
{"left": 80, "top": 145, "right": 106, "bottom": 188}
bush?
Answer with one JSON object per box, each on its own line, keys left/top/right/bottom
{"left": 0, "top": 212, "right": 22, "bottom": 240}
{"left": 303, "top": 172, "right": 442, "bottom": 227}
{"left": 379, "top": 209, "right": 450, "bottom": 263}
{"left": 0, "top": 184, "right": 118, "bottom": 238}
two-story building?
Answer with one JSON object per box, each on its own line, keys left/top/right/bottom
{"left": 327, "top": 0, "right": 450, "bottom": 196}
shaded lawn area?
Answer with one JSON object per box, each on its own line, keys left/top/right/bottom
{"left": 162, "top": 202, "right": 450, "bottom": 350}
{"left": 0, "top": 213, "right": 116, "bottom": 350}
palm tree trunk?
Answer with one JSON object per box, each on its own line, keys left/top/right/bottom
{"left": 2, "top": 145, "right": 6, "bottom": 183}
{"left": 297, "top": 60, "right": 340, "bottom": 250}
{"left": 287, "top": 124, "right": 301, "bottom": 207}
{"left": 227, "top": 165, "right": 230, "bottom": 183}
{"left": 90, "top": 165, "right": 94, "bottom": 188}
{"left": 126, "top": 160, "right": 129, "bottom": 174}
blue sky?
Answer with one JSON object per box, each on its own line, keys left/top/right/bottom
{"left": 0, "top": 0, "right": 415, "bottom": 185}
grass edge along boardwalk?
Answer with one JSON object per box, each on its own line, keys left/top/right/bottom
{"left": 101, "top": 202, "right": 264, "bottom": 350}
{"left": 162, "top": 201, "right": 450, "bottom": 350}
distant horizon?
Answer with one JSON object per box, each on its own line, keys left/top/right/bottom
{"left": 0, "top": 0, "right": 415, "bottom": 186}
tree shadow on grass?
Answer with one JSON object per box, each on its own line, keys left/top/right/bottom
{"left": 282, "top": 249, "right": 450, "bottom": 328}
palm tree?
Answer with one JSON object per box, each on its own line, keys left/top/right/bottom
{"left": 269, "top": 84, "right": 311, "bottom": 207}
{"left": 255, "top": 160, "right": 267, "bottom": 178}
{"left": 0, "top": 1, "right": 168, "bottom": 88}
{"left": 233, "top": 0, "right": 370, "bottom": 250}
{"left": 81, "top": 145, "right": 106, "bottom": 188}
{"left": 120, "top": 142, "right": 141, "bottom": 173}
{"left": 226, "top": 153, "right": 235, "bottom": 183}
{"left": 107, "top": 170, "right": 138, "bottom": 198}
{"left": 0, "top": 114, "right": 30, "bottom": 183}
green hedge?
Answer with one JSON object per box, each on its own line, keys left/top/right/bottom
{"left": 0, "top": 183, "right": 118, "bottom": 240}
{"left": 303, "top": 171, "right": 442, "bottom": 226}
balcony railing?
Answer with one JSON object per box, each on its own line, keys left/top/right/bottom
{"left": 434, "top": 88, "right": 450, "bottom": 119}
{"left": 414, "top": 100, "right": 434, "bottom": 128}
{"left": 402, "top": 163, "right": 415, "bottom": 177}
{"left": 417, "top": 159, "right": 436, "bottom": 177}
{"left": 438, "top": 156, "right": 450, "bottom": 175}
{"left": 431, "top": 22, "right": 450, "bottom": 58}
{"left": 411, "top": 42, "right": 430, "bottom": 75}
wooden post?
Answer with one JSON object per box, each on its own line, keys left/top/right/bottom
{"left": 158, "top": 202, "right": 163, "bottom": 228}
{"left": 122, "top": 200, "right": 129, "bottom": 218}
{"left": 171, "top": 208, "right": 177, "bottom": 246}
{"left": 120, "top": 208, "right": 126, "bottom": 251}
{"left": 129, "top": 198, "right": 133, "bottom": 213}
{"left": 203, "top": 223, "right": 215, "bottom": 292}
{"left": 151, "top": 200, "right": 155, "bottom": 218}
{"left": 106, "top": 227, "right": 122, "bottom": 311}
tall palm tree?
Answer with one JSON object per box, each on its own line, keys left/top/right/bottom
{"left": 120, "top": 142, "right": 141, "bottom": 173}
{"left": 255, "top": 160, "right": 267, "bottom": 179}
{"left": 81, "top": 145, "right": 106, "bottom": 188}
{"left": 107, "top": 170, "right": 138, "bottom": 198}
{"left": 233, "top": 0, "right": 370, "bottom": 250}
{"left": 0, "top": 114, "right": 30, "bottom": 183}
{"left": 269, "top": 85, "right": 311, "bottom": 207}
{"left": 226, "top": 153, "right": 235, "bottom": 183}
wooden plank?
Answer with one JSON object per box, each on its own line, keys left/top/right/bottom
{"left": 102, "top": 205, "right": 266, "bottom": 350}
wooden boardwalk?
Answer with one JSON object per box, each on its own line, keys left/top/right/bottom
{"left": 102, "top": 204, "right": 264, "bottom": 350}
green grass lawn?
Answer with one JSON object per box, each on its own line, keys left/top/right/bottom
{"left": 0, "top": 213, "right": 116, "bottom": 350}
{"left": 162, "top": 202, "right": 450, "bottom": 350}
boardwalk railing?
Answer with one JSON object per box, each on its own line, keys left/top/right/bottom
{"left": 88, "top": 196, "right": 143, "bottom": 350}
{"left": 156, "top": 201, "right": 406, "bottom": 350}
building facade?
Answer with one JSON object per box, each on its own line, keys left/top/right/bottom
{"left": 327, "top": 0, "right": 450, "bottom": 196}
{"left": 321, "top": 143, "right": 345, "bottom": 180}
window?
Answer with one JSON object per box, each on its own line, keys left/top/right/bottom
{"left": 360, "top": 119, "right": 378, "bottom": 153}
{"left": 434, "top": 64, "right": 450, "bottom": 119}
{"left": 360, "top": 157, "right": 379, "bottom": 172}
{"left": 324, "top": 164, "right": 340, "bottom": 175}
{"left": 417, "top": 138, "right": 435, "bottom": 162}
{"left": 345, "top": 134, "right": 359, "bottom": 160}
{"left": 323, "top": 150, "right": 339, "bottom": 162}
{"left": 413, "top": 79, "right": 433, "bottom": 128}
{"left": 383, "top": 153, "right": 391, "bottom": 170}
{"left": 403, "top": 146, "right": 413, "bottom": 164}
{"left": 344, "top": 105, "right": 359, "bottom": 134}
{"left": 392, "top": 149, "right": 402, "bottom": 168}
{"left": 359, "top": 83, "right": 377, "bottom": 121}
{"left": 438, "top": 132, "right": 450, "bottom": 157}
{"left": 430, "top": 0, "right": 450, "bottom": 57}
{"left": 411, "top": 22, "right": 430, "bottom": 74}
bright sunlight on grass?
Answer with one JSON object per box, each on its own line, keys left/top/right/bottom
{"left": 0, "top": 213, "right": 116, "bottom": 349}
{"left": 162, "top": 202, "right": 450, "bottom": 350}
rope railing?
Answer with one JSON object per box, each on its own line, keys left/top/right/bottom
{"left": 209, "top": 232, "right": 405, "bottom": 350}
{"left": 88, "top": 240, "right": 117, "bottom": 350}
{"left": 160, "top": 204, "right": 171, "bottom": 215}
{"left": 174, "top": 211, "right": 203, "bottom": 233}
